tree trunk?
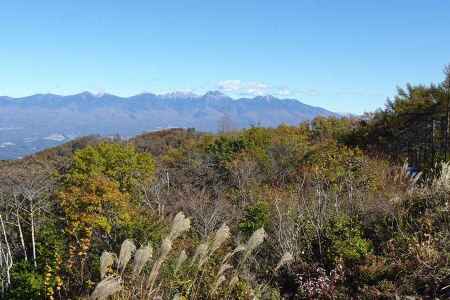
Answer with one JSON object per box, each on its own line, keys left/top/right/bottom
{"left": 30, "top": 210, "right": 37, "bottom": 268}
{"left": 16, "top": 209, "right": 28, "bottom": 261}
{"left": 0, "top": 214, "right": 13, "bottom": 285}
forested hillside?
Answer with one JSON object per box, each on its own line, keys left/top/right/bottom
{"left": 0, "top": 67, "right": 449, "bottom": 299}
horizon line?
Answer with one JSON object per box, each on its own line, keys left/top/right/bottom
{"left": 0, "top": 90, "right": 304, "bottom": 101}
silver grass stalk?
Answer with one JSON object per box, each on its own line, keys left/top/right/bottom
{"left": 217, "top": 263, "right": 233, "bottom": 277}
{"left": 160, "top": 238, "right": 173, "bottom": 259}
{"left": 434, "top": 162, "right": 450, "bottom": 191}
{"left": 275, "top": 252, "right": 294, "bottom": 272}
{"left": 118, "top": 239, "right": 136, "bottom": 273}
{"left": 100, "top": 251, "right": 116, "bottom": 279}
{"left": 195, "top": 223, "right": 230, "bottom": 268}
{"left": 210, "top": 223, "right": 231, "bottom": 254}
{"left": 222, "top": 244, "right": 246, "bottom": 264}
{"left": 90, "top": 276, "right": 122, "bottom": 300}
{"left": 240, "top": 228, "right": 266, "bottom": 266}
{"left": 133, "top": 245, "right": 153, "bottom": 276}
{"left": 168, "top": 212, "right": 191, "bottom": 241}
{"left": 213, "top": 275, "right": 226, "bottom": 292}
{"left": 229, "top": 275, "right": 239, "bottom": 288}
{"left": 174, "top": 250, "right": 187, "bottom": 274}
{"left": 191, "top": 242, "right": 208, "bottom": 267}
{"left": 147, "top": 238, "right": 173, "bottom": 293}
{"left": 245, "top": 228, "right": 266, "bottom": 254}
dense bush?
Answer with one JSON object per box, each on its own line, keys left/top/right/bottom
{"left": 239, "top": 201, "right": 270, "bottom": 236}
{"left": 324, "top": 216, "right": 372, "bottom": 266}
{"left": 5, "top": 261, "right": 44, "bottom": 300}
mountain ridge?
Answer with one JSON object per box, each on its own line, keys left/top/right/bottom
{"left": 0, "top": 91, "right": 337, "bottom": 159}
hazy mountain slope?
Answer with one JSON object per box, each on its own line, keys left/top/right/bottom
{"left": 0, "top": 91, "right": 336, "bottom": 159}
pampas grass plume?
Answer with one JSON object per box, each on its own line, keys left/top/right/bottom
{"left": 133, "top": 245, "right": 153, "bottom": 276}
{"left": 228, "top": 275, "right": 239, "bottom": 288}
{"left": 245, "top": 227, "right": 266, "bottom": 254}
{"left": 275, "top": 252, "right": 293, "bottom": 271}
{"left": 192, "top": 242, "right": 208, "bottom": 266}
{"left": 175, "top": 250, "right": 187, "bottom": 274}
{"left": 217, "top": 263, "right": 233, "bottom": 277}
{"left": 210, "top": 223, "right": 230, "bottom": 254}
{"left": 118, "top": 239, "right": 136, "bottom": 273}
{"left": 222, "top": 244, "right": 246, "bottom": 264}
{"left": 213, "top": 275, "right": 226, "bottom": 292}
{"left": 100, "top": 251, "right": 116, "bottom": 279}
{"left": 168, "top": 212, "right": 191, "bottom": 241}
{"left": 160, "top": 238, "right": 173, "bottom": 258}
{"left": 90, "top": 276, "right": 122, "bottom": 300}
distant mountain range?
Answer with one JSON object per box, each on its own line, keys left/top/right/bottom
{"left": 0, "top": 91, "right": 336, "bottom": 159}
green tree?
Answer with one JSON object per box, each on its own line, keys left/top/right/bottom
{"left": 66, "top": 142, "right": 155, "bottom": 192}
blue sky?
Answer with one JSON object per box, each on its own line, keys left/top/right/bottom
{"left": 0, "top": 0, "right": 449, "bottom": 113}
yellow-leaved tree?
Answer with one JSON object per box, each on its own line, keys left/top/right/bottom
{"left": 57, "top": 142, "right": 155, "bottom": 293}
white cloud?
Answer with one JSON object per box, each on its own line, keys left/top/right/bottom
{"left": 44, "top": 133, "right": 66, "bottom": 142}
{"left": 217, "top": 80, "right": 241, "bottom": 92}
{"left": 217, "top": 80, "right": 271, "bottom": 96}
{"left": 276, "top": 89, "right": 292, "bottom": 97}
{"left": 0, "top": 142, "right": 15, "bottom": 148}
{"left": 216, "top": 80, "right": 321, "bottom": 99}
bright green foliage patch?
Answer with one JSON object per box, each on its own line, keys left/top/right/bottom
{"left": 239, "top": 201, "right": 270, "bottom": 236}
{"left": 325, "top": 216, "right": 372, "bottom": 265}
{"left": 67, "top": 142, "right": 155, "bottom": 191}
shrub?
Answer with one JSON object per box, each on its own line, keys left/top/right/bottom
{"left": 324, "top": 216, "right": 372, "bottom": 265}
{"left": 239, "top": 201, "right": 270, "bottom": 236}
{"left": 5, "top": 261, "right": 44, "bottom": 300}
